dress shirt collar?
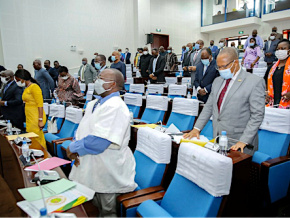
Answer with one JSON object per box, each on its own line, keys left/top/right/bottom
{"left": 232, "top": 64, "right": 241, "bottom": 81}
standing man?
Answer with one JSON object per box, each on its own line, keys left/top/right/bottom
{"left": 124, "top": 48, "right": 131, "bottom": 64}
{"left": 110, "top": 51, "right": 126, "bottom": 80}
{"left": 78, "top": 58, "right": 97, "bottom": 85}
{"left": 184, "top": 48, "right": 265, "bottom": 155}
{"left": 188, "top": 39, "right": 204, "bottom": 84}
{"left": 44, "top": 60, "right": 58, "bottom": 87}
{"left": 182, "top": 43, "right": 195, "bottom": 77}
{"left": 244, "top": 29, "right": 264, "bottom": 49}
{"left": 118, "top": 49, "right": 125, "bottom": 62}
{"left": 139, "top": 47, "right": 152, "bottom": 78}
{"left": 0, "top": 70, "right": 25, "bottom": 129}
{"left": 54, "top": 61, "right": 61, "bottom": 71}
{"left": 214, "top": 38, "right": 226, "bottom": 59}
{"left": 67, "top": 69, "right": 137, "bottom": 217}
{"left": 180, "top": 45, "right": 186, "bottom": 61}
{"left": 194, "top": 48, "right": 219, "bottom": 103}
{"left": 91, "top": 52, "right": 99, "bottom": 68}
{"left": 264, "top": 32, "right": 279, "bottom": 66}
{"left": 94, "top": 54, "right": 107, "bottom": 78}
{"left": 164, "top": 46, "right": 178, "bottom": 71}
{"left": 272, "top": 26, "right": 283, "bottom": 41}
{"left": 209, "top": 40, "right": 218, "bottom": 58}
{"left": 148, "top": 48, "right": 166, "bottom": 83}
{"left": 33, "top": 60, "right": 55, "bottom": 99}
{"left": 159, "top": 46, "right": 167, "bottom": 57}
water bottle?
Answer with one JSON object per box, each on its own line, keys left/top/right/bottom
{"left": 7, "top": 120, "right": 13, "bottom": 135}
{"left": 147, "top": 80, "right": 150, "bottom": 85}
{"left": 179, "top": 71, "right": 182, "bottom": 77}
{"left": 219, "top": 131, "right": 228, "bottom": 156}
{"left": 22, "top": 140, "right": 30, "bottom": 163}
{"left": 129, "top": 109, "right": 134, "bottom": 125}
{"left": 145, "top": 89, "right": 149, "bottom": 97}
{"left": 187, "top": 91, "right": 191, "bottom": 99}
{"left": 56, "top": 96, "right": 60, "bottom": 105}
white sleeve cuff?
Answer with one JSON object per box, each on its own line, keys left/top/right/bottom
{"left": 194, "top": 127, "right": 201, "bottom": 132}
{"left": 197, "top": 86, "right": 201, "bottom": 92}
{"left": 204, "top": 87, "right": 208, "bottom": 93}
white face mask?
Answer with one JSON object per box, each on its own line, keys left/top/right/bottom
{"left": 62, "top": 76, "right": 69, "bottom": 80}
{"left": 1, "top": 77, "right": 8, "bottom": 84}
{"left": 269, "top": 36, "right": 275, "bottom": 40}
{"left": 15, "top": 79, "right": 26, "bottom": 87}
{"left": 275, "top": 50, "right": 289, "bottom": 60}
{"left": 219, "top": 42, "right": 225, "bottom": 48}
{"left": 94, "top": 79, "right": 114, "bottom": 95}
{"left": 143, "top": 51, "right": 148, "bottom": 55}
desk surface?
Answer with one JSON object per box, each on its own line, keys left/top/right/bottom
{"left": 0, "top": 133, "right": 87, "bottom": 217}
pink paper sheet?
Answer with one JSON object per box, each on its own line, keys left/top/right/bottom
{"left": 25, "top": 157, "right": 71, "bottom": 171}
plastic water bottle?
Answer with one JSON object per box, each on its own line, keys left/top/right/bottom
{"left": 145, "top": 89, "right": 149, "bottom": 97}
{"left": 219, "top": 131, "right": 228, "bottom": 156}
{"left": 7, "top": 120, "right": 13, "bottom": 135}
{"left": 187, "top": 91, "right": 191, "bottom": 99}
{"left": 22, "top": 140, "right": 30, "bottom": 163}
{"left": 56, "top": 96, "right": 60, "bottom": 105}
{"left": 147, "top": 80, "right": 150, "bottom": 85}
{"left": 129, "top": 109, "right": 134, "bottom": 125}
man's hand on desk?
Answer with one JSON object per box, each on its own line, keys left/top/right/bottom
{"left": 66, "top": 146, "right": 80, "bottom": 167}
{"left": 231, "top": 142, "right": 247, "bottom": 153}
{"left": 183, "top": 128, "right": 200, "bottom": 139}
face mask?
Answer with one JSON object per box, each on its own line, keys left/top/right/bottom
{"left": 270, "top": 36, "right": 275, "bottom": 40}
{"left": 126, "top": 49, "right": 129, "bottom": 52}
{"left": 195, "top": 43, "right": 200, "bottom": 50}
{"left": 1, "top": 77, "right": 8, "bottom": 84}
{"left": 275, "top": 50, "right": 289, "bottom": 60}
{"left": 82, "top": 61, "right": 86, "bottom": 65}
{"left": 192, "top": 46, "right": 195, "bottom": 50}
{"left": 44, "top": 65, "right": 49, "bottom": 69}
{"left": 95, "top": 63, "right": 101, "bottom": 70}
{"left": 252, "top": 34, "right": 257, "bottom": 37}
{"left": 94, "top": 79, "right": 114, "bottom": 95}
{"left": 201, "top": 59, "right": 210, "bottom": 66}
{"left": 219, "top": 42, "right": 224, "bottom": 47}
{"left": 210, "top": 43, "right": 214, "bottom": 46}
{"left": 249, "top": 43, "right": 255, "bottom": 47}
{"left": 219, "top": 62, "right": 235, "bottom": 80}
{"left": 167, "top": 50, "right": 172, "bottom": 53}
{"left": 186, "top": 47, "right": 189, "bottom": 51}
{"left": 62, "top": 76, "right": 68, "bottom": 80}
{"left": 143, "top": 51, "right": 148, "bottom": 55}
{"left": 111, "top": 56, "right": 116, "bottom": 62}
{"left": 15, "top": 79, "right": 26, "bottom": 87}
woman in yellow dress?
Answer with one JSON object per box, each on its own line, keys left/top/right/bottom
{"left": 15, "top": 69, "right": 47, "bottom": 149}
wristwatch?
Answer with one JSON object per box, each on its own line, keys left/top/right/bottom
{"left": 38, "top": 118, "right": 43, "bottom": 121}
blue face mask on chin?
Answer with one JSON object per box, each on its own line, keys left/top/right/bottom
{"left": 95, "top": 63, "right": 101, "bottom": 70}
{"left": 219, "top": 62, "right": 235, "bottom": 80}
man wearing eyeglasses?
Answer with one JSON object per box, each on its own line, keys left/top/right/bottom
{"left": 184, "top": 47, "right": 265, "bottom": 155}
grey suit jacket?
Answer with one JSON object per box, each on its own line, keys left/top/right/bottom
{"left": 78, "top": 64, "right": 97, "bottom": 85}
{"left": 263, "top": 39, "right": 279, "bottom": 64}
{"left": 190, "top": 49, "right": 202, "bottom": 84}
{"left": 194, "top": 69, "right": 265, "bottom": 155}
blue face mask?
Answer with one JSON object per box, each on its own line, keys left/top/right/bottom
{"left": 201, "top": 59, "right": 210, "bottom": 66}
{"left": 82, "top": 61, "right": 86, "bottom": 65}
{"left": 111, "top": 56, "right": 116, "bottom": 62}
{"left": 95, "top": 63, "right": 101, "bottom": 70}
{"left": 167, "top": 50, "right": 172, "bottom": 53}
{"left": 219, "top": 62, "right": 235, "bottom": 80}
{"left": 249, "top": 43, "right": 254, "bottom": 47}
{"left": 186, "top": 47, "right": 189, "bottom": 51}
{"left": 192, "top": 46, "right": 195, "bottom": 50}
{"left": 195, "top": 43, "right": 200, "bottom": 50}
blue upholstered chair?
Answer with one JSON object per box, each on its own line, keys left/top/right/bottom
{"left": 165, "top": 98, "right": 199, "bottom": 131}
{"left": 168, "top": 84, "right": 187, "bottom": 99}
{"left": 136, "top": 142, "right": 233, "bottom": 217}
{"left": 43, "top": 103, "right": 65, "bottom": 133}
{"left": 135, "top": 95, "right": 168, "bottom": 124}
{"left": 201, "top": 119, "right": 214, "bottom": 139}
{"left": 117, "top": 127, "right": 172, "bottom": 217}
{"left": 124, "top": 93, "right": 143, "bottom": 118}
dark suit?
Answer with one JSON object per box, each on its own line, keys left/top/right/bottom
{"left": 194, "top": 59, "right": 219, "bottom": 103}
{"left": 125, "top": 52, "right": 131, "bottom": 64}
{"left": 148, "top": 56, "right": 166, "bottom": 83}
{"left": 0, "top": 81, "right": 25, "bottom": 129}
{"left": 263, "top": 39, "right": 279, "bottom": 64}
{"left": 182, "top": 50, "right": 194, "bottom": 76}
{"left": 139, "top": 54, "right": 152, "bottom": 78}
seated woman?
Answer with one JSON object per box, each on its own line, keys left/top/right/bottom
{"left": 241, "top": 37, "right": 261, "bottom": 73}
{"left": 56, "top": 66, "right": 83, "bottom": 105}
{"left": 14, "top": 69, "right": 47, "bottom": 148}
{"left": 265, "top": 39, "right": 290, "bottom": 109}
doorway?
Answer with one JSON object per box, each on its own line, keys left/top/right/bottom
{"left": 151, "top": 33, "right": 169, "bottom": 50}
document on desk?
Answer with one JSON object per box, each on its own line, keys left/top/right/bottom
{"left": 131, "top": 124, "right": 158, "bottom": 129}
{"left": 6, "top": 132, "right": 39, "bottom": 141}
{"left": 24, "top": 157, "right": 71, "bottom": 171}
{"left": 18, "top": 178, "right": 76, "bottom": 202}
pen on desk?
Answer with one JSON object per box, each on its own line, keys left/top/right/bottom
{"left": 71, "top": 159, "right": 75, "bottom": 167}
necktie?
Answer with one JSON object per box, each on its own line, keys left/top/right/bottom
{"left": 217, "top": 79, "right": 231, "bottom": 112}
{"left": 81, "top": 65, "right": 85, "bottom": 81}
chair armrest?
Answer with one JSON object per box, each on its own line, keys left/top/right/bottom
{"left": 117, "top": 186, "right": 164, "bottom": 203}
{"left": 52, "top": 137, "right": 73, "bottom": 144}
{"left": 261, "top": 156, "right": 290, "bottom": 168}
{"left": 122, "top": 191, "right": 165, "bottom": 210}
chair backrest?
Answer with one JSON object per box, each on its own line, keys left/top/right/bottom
{"left": 253, "top": 67, "right": 267, "bottom": 78}
{"left": 134, "top": 127, "right": 171, "bottom": 190}
{"left": 252, "top": 108, "right": 290, "bottom": 164}
{"left": 168, "top": 84, "right": 187, "bottom": 97}
{"left": 141, "top": 95, "right": 168, "bottom": 123}
{"left": 165, "top": 77, "right": 177, "bottom": 85}
{"left": 201, "top": 119, "right": 213, "bottom": 139}
{"left": 126, "top": 72, "right": 133, "bottom": 78}
{"left": 166, "top": 98, "right": 199, "bottom": 131}
{"left": 87, "top": 83, "right": 94, "bottom": 92}
{"left": 49, "top": 104, "right": 65, "bottom": 118}
{"left": 125, "top": 78, "right": 134, "bottom": 84}
{"left": 160, "top": 143, "right": 232, "bottom": 217}
{"left": 147, "top": 84, "right": 164, "bottom": 95}
{"left": 86, "top": 90, "right": 94, "bottom": 101}
{"left": 129, "top": 84, "right": 145, "bottom": 94}
{"left": 79, "top": 83, "right": 86, "bottom": 92}
{"left": 181, "top": 77, "right": 191, "bottom": 85}
{"left": 124, "top": 93, "right": 143, "bottom": 118}
{"left": 43, "top": 103, "right": 49, "bottom": 115}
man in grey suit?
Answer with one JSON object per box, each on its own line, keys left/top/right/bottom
{"left": 78, "top": 58, "right": 97, "bottom": 85}
{"left": 184, "top": 48, "right": 265, "bottom": 155}
{"left": 182, "top": 43, "right": 195, "bottom": 77}
{"left": 264, "top": 32, "right": 279, "bottom": 66}
{"left": 188, "top": 39, "right": 204, "bottom": 86}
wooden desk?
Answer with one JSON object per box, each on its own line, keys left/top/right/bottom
{"left": 0, "top": 134, "right": 88, "bottom": 217}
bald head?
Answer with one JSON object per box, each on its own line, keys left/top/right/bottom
{"left": 252, "top": 29, "right": 258, "bottom": 37}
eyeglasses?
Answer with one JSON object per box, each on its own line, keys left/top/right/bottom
{"left": 215, "top": 60, "right": 235, "bottom": 70}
